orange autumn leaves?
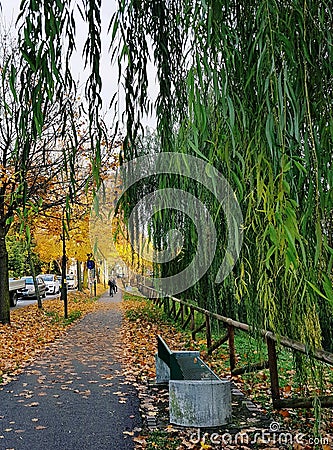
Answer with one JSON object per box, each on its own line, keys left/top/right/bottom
{"left": 0, "top": 289, "right": 103, "bottom": 383}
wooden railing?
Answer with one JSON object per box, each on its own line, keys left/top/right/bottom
{"left": 138, "top": 283, "right": 333, "bottom": 409}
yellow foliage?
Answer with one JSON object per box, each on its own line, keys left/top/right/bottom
{"left": 33, "top": 206, "right": 93, "bottom": 263}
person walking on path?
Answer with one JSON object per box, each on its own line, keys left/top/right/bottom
{"left": 108, "top": 278, "right": 114, "bottom": 296}
{"left": 0, "top": 290, "right": 142, "bottom": 450}
{"left": 112, "top": 278, "right": 117, "bottom": 293}
{"left": 108, "top": 278, "right": 116, "bottom": 296}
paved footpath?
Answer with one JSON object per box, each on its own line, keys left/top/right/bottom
{"left": 0, "top": 290, "right": 142, "bottom": 450}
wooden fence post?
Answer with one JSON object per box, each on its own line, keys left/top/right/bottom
{"left": 171, "top": 298, "right": 176, "bottom": 317}
{"left": 190, "top": 307, "right": 195, "bottom": 330}
{"left": 205, "top": 314, "right": 212, "bottom": 349}
{"left": 174, "top": 302, "right": 181, "bottom": 320}
{"left": 267, "top": 337, "right": 280, "bottom": 405}
{"left": 164, "top": 297, "right": 170, "bottom": 316}
{"left": 228, "top": 325, "right": 236, "bottom": 372}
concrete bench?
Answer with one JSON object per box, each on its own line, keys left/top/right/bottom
{"left": 155, "top": 335, "right": 231, "bottom": 427}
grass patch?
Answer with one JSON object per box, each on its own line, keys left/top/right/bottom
{"left": 146, "top": 430, "right": 181, "bottom": 450}
{"left": 44, "top": 309, "right": 82, "bottom": 326}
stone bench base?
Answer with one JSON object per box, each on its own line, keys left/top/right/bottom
{"left": 169, "top": 379, "right": 231, "bottom": 427}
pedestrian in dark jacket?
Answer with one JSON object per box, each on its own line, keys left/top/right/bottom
{"left": 112, "top": 278, "right": 117, "bottom": 293}
{"left": 108, "top": 279, "right": 115, "bottom": 297}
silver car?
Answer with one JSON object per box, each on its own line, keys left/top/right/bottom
{"left": 19, "top": 276, "right": 47, "bottom": 299}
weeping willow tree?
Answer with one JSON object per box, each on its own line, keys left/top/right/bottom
{"left": 112, "top": 0, "right": 333, "bottom": 367}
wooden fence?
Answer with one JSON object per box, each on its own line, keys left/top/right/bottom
{"left": 138, "top": 284, "right": 333, "bottom": 409}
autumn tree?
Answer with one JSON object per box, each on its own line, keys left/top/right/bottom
{"left": 31, "top": 133, "right": 120, "bottom": 290}
{"left": 6, "top": 229, "right": 42, "bottom": 278}
{"left": 33, "top": 205, "right": 93, "bottom": 274}
{"left": 0, "top": 22, "right": 105, "bottom": 324}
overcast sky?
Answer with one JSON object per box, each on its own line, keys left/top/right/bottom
{"left": 1, "top": 0, "right": 157, "bottom": 131}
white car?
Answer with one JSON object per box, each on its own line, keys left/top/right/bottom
{"left": 66, "top": 273, "right": 77, "bottom": 290}
{"left": 38, "top": 274, "right": 60, "bottom": 295}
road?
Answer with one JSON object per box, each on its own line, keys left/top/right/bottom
{"left": 11, "top": 291, "right": 75, "bottom": 309}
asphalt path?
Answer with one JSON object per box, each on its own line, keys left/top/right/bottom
{"left": 1, "top": 290, "right": 142, "bottom": 449}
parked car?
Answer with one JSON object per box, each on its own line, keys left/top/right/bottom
{"left": 19, "top": 276, "right": 47, "bottom": 299}
{"left": 8, "top": 278, "right": 25, "bottom": 307}
{"left": 66, "top": 273, "right": 77, "bottom": 290}
{"left": 38, "top": 274, "right": 60, "bottom": 295}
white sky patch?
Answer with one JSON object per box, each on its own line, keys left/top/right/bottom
{"left": 0, "top": 0, "right": 157, "bottom": 131}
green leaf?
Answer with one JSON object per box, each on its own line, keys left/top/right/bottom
{"left": 25, "top": 225, "right": 31, "bottom": 246}
{"left": 188, "top": 140, "right": 209, "bottom": 161}
{"left": 306, "top": 280, "right": 329, "bottom": 301}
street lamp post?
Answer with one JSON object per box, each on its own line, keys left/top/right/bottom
{"left": 61, "top": 216, "right": 68, "bottom": 319}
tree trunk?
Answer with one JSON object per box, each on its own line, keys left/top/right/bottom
{"left": 28, "top": 248, "right": 42, "bottom": 309}
{"left": 61, "top": 225, "right": 68, "bottom": 318}
{"left": 77, "top": 260, "right": 82, "bottom": 291}
{"left": 83, "top": 264, "right": 88, "bottom": 289}
{"left": 0, "top": 226, "right": 10, "bottom": 324}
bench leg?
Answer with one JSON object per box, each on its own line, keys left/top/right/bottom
{"left": 155, "top": 354, "right": 170, "bottom": 383}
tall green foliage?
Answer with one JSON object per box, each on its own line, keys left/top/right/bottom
{"left": 112, "top": 0, "right": 333, "bottom": 357}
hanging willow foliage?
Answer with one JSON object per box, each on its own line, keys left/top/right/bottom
{"left": 16, "top": 0, "right": 104, "bottom": 193}
{"left": 112, "top": 0, "right": 333, "bottom": 372}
